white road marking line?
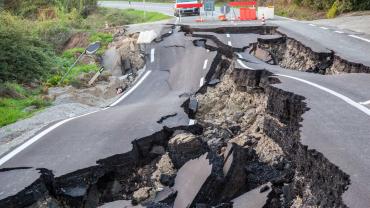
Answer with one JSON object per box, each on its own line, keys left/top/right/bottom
{"left": 226, "top": 33, "right": 230, "bottom": 38}
{"left": 349, "top": 35, "right": 370, "bottom": 43}
{"left": 110, "top": 70, "right": 152, "bottom": 107}
{"left": 276, "top": 74, "right": 370, "bottom": 116}
{"left": 150, "top": 48, "right": 155, "bottom": 63}
{"left": 228, "top": 41, "right": 232, "bottom": 46}
{"left": 278, "top": 16, "right": 298, "bottom": 22}
{"left": 0, "top": 69, "right": 153, "bottom": 165}
{"left": 359, "top": 100, "right": 370, "bottom": 105}
{"left": 188, "top": 119, "right": 196, "bottom": 125}
{"left": 203, "top": 59, "right": 208, "bottom": 70}
{"left": 320, "top": 26, "right": 329, "bottom": 30}
{"left": 309, "top": 23, "right": 316, "bottom": 26}
{"left": 199, "top": 77, "right": 204, "bottom": 87}
{"left": 236, "top": 53, "right": 370, "bottom": 116}
{"left": 0, "top": 110, "right": 99, "bottom": 166}
{"left": 236, "top": 53, "right": 253, "bottom": 69}
{"left": 334, "top": 30, "right": 344, "bottom": 34}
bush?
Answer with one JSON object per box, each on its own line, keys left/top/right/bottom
{"left": 4, "top": 0, "right": 97, "bottom": 18}
{"left": 0, "top": 12, "right": 55, "bottom": 83}
{"left": 62, "top": 48, "right": 86, "bottom": 59}
{"left": 89, "top": 32, "right": 113, "bottom": 46}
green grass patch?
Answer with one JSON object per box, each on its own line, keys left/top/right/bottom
{"left": 0, "top": 83, "right": 51, "bottom": 127}
{"left": 86, "top": 8, "right": 171, "bottom": 28}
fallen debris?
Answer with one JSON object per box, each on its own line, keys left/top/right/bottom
{"left": 0, "top": 25, "right": 353, "bottom": 208}
{"left": 157, "top": 113, "right": 178, "bottom": 124}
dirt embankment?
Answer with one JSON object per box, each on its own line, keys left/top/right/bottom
{"left": 0, "top": 26, "right": 350, "bottom": 208}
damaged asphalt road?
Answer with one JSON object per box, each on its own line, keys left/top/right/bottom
{"left": 1, "top": 22, "right": 370, "bottom": 208}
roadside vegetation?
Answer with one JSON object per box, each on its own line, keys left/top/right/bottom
{"left": 271, "top": 0, "right": 369, "bottom": 20}
{"left": 101, "top": 0, "right": 370, "bottom": 19}
{"left": 0, "top": 1, "right": 170, "bottom": 127}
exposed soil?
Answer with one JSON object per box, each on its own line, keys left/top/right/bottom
{"left": 0, "top": 25, "right": 352, "bottom": 208}
{"left": 249, "top": 29, "right": 370, "bottom": 74}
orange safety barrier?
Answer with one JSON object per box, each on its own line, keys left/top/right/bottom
{"left": 239, "top": 8, "right": 256, "bottom": 20}
{"left": 228, "top": 1, "right": 256, "bottom": 7}
{"left": 228, "top": 1, "right": 257, "bottom": 21}
{"left": 218, "top": 15, "right": 227, "bottom": 21}
{"left": 176, "top": 3, "right": 203, "bottom": 8}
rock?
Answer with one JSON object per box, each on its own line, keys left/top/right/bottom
{"left": 73, "top": 71, "right": 96, "bottom": 88}
{"left": 150, "top": 145, "right": 166, "bottom": 155}
{"left": 260, "top": 185, "right": 270, "bottom": 193}
{"left": 219, "top": 143, "right": 249, "bottom": 201}
{"left": 173, "top": 153, "right": 212, "bottom": 208}
{"left": 132, "top": 187, "right": 152, "bottom": 204}
{"left": 22, "top": 105, "right": 38, "bottom": 113}
{"left": 207, "top": 79, "right": 220, "bottom": 86}
{"left": 159, "top": 174, "right": 175, "bottom": 187}
{"left": 98, "top": 200, "right": 144, "bottom": 208}
{"left": 231, "top": 183, "right": 272, "bottom": 208}
{"left": 151, "top": 154, "right": 177, "bottom": 188}
{"left": 232, "top": 112, "right": 244, "bottom": 122}
{"left": 154, "top": 187, "right": 177, "bottom": 203}
{"left": 229, "top": 125, "right": 241, "bottom": 135}
{"left": 168, "top": 133, "right": 205, "bottom": 168}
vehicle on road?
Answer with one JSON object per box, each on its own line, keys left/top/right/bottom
{"left": 174, "top": 0, "right": 201, "bottom": 16}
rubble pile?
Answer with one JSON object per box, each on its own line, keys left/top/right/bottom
{"left": 48, "top": 29, "right": 145, "bottom": 107}
{"left": 250, "top": 32, "right": 370, "bottom": 74}
{"left": 0, "top": 26, "right": 351, "bottom": 208}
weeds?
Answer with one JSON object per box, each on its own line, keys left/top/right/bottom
{"left": 0, "top": 83, "right": 51, "bottom": 127}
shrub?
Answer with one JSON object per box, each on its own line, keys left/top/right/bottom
{"left": 62, "top": 48, "right": 86, "bottom": 59}
{"left": 0, "top": 12, "right": 55, "bottom": 83}
{"left": 89, "top": 32, "right": 113, "bottom": 46}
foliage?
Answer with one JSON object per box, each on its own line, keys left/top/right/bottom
{"left": 61, "top": 48, "right": 86, "bottom": 59}
{"left": 4, "top": 0, "right": 97, "bottom": 18}
{"left": 0, "top": 12, "right": 55, "bottom": 83}
{"left": 89, "top": 32, "right": 113, "bottom": 47}
{"left": 46, "top": 63, "right": 99, "bottom": 87}
{"left": 267, "top": 0, "right": 370, "bottom": 19}
{"left": 0, "top": 82, "right": 50, "bottom": 127}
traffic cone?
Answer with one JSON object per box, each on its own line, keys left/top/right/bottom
{"left": 262, "top": 14, "right": 266, "bottom": 25}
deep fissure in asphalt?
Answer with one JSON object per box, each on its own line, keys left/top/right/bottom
{"left": 248, "top": 29, "right": 370, "bottom": 74}
{"left": 0, "top": 26, "right": 351, "bottom": 208}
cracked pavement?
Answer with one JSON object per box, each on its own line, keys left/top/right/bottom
{"left": 1, "top": 2, "right": 370, "bottom": 207}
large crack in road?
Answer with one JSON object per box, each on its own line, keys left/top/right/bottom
{"left": 0, "top": 25, "right": 354, "bottom": 208}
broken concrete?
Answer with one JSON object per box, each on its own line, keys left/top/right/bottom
{"left": 172, "top": 153, "right": 212, "bottom": 208}
{"left": 168, "top": 133, "right": 206, "bottom": 168}
{"left": 250, "top": 31, "right": 370, "bottom": 74}
{"left": 0, "top": 25, "right": 354, "bottom": 208}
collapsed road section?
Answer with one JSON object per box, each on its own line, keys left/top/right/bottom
{"left": 187, "top": 25, "right": 370, "bottom": 75}
{"left": 0, "top": 25, "right": 356, "bottom": 208}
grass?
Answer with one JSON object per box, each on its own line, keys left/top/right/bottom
{"left": 86, "top": 7, "right": 171, "bottom": 28}
{"left": 275, "top": 3, "right": 326, "bottom": 20}
{"left": 0, "top": 7, "right": 170, "bottom": 127}
{"left": 0, "top": 83, "right": 51, "bottom": 127}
